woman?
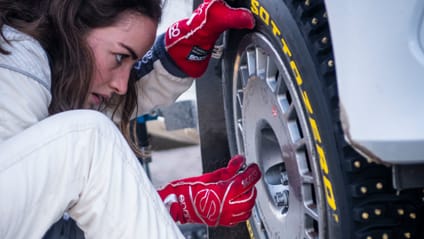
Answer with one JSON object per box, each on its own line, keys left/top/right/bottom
{"left": 0, "top": 0, "right": 260, "bottom": 238}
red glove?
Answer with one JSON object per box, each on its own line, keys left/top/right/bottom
{"left": 165, "top": 0, "right": 255, "bottom": 77}
{"left": 157, "top": 155, "right": 261, "bottom": 227}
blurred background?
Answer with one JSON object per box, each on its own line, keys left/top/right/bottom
{"left": 147, "top": 0, "right": 203, "bottom": 187}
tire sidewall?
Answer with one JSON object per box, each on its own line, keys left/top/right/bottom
{"left": 223, "top": 0, "right": 352, "bottom": 238}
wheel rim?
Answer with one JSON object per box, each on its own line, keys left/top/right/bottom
{"left": 230, "top": 33, "right": 326, "bottom": 239}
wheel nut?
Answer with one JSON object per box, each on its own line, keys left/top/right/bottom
{"left": 323, "top": 12, "right": 328, "bottom": 18}
{"left": 353, "top": 160, "right": 361, "bottom": 168}
{"left": 274, "top": 190, "right": 289, "bottom": 207}
{"left": 280, "top": 172, "right": 289, "bottom": 185}
{"left": 304, "top": 0, "right": 310, "bottom": 6}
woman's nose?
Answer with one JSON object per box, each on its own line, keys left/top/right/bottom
{"left": 110, "top": 74, "right": 129, "bottom": 95}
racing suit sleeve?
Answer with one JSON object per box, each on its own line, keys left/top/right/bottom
{"left": 132, "top": 33, "right": 194, "bottom": 115}
{"left": 132, "top": 0, "right": 255, "bottom": 116}
{"left": 0, "top": 68, "right": 51, "bottom": 143}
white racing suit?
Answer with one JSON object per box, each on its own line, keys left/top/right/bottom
{"left": 0, "top": 25, "right": 193, "bottom": 239}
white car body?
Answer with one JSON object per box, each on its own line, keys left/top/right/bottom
{"left": 325, "top": 0, "right": 424, "bottom": 164}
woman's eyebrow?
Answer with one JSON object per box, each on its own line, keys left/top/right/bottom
{"left": 120, "top": 43, "right": 138, "bottom": 60}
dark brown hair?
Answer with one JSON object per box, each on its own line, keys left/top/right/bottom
{"left": 0, "top": 0, "right": 162, "bottom": 155}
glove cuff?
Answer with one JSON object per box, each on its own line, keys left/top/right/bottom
{"left": 132, "top": 34, "right": 189, "bottom": 80}
{"left": 156, "top": 34, "right": 190, "bottom": 78}
{"left": 158, "top": 184, "right": 190, "bottom": 224}
{"left": 160, "top": 182, "right": 213, "bottom": 225}
{"left": 164, "top": 0, "right": 255, "bottom": 78}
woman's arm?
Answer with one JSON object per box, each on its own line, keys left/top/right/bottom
{"left": 132, "top": 0, "right": 254, "bottom": 116}
{"left": 132, "top": 33, "right": 194, "bottom": 116}
{"left": 0, "top": 68, "right": 51, "bottom": 142}
{"left": 0, "top": 26, "right": 52, "bottom": 142}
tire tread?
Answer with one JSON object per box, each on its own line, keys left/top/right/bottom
{"left": 284, "top": 0, "right": 423, "bottom": 238}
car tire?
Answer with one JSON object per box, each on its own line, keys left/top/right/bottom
{"left": 198, "top": 0, "right": 424, "bottom": 238}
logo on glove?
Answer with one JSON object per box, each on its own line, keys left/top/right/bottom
{"left": 194, "top": 189, "right": 221, "bottom": 222}
{"left": 168, "top": 22, "right": 181, "bottom": 39}
{"left": 242, "top": 169, "right": 260, "bottom": 188}
{"left": 178, "top": 194, "right": 192, "bottom": 222}
{"left": 187, "top": 46, "right": 210, "bottom": 61}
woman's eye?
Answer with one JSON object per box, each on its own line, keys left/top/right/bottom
{"left": 115, "top": 54, "right": 126, "bottom": 65}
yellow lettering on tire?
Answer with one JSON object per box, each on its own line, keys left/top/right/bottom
{"left": 250, "top": 0, "right": 339, "bottom": 220}
{"left": 309, "top": 117, "right": 322, "bottom": 143}
{"left": 270, "top": 20, "right": 281, "bottom": 38}
{"left": 290, "top": 60, "right": 303, "bottom": 85}
{"left": 259, "top": 7, "right": 270, "bottom": 25}
{"left": 281, "top": 37, "right": 292, "bottom": 57}
{"left": 251, "top": 0, "right": 259, "bottom": 15}
{"left": 246, "top": 220, "right": 255, "bottom": 239}
{"left": 323, "top": 176, "right": 337, "bottom": 211}
{"left": 317, "top": 144, "right": 329, "bottom": 175}
{"left": 303, "top": 91, "right": 313, "bottom": 114}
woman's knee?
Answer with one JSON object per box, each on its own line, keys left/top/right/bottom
{"left": 47, "top": 110, "right": 116, "bottom": 131}
{"left": 0, "top": 110, "right": 119, "bottom": 158}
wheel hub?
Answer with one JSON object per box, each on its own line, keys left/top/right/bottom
{"left": 231, "top": 33, "right": 326, "bottom": 239}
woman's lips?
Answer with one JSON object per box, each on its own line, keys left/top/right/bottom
{"left": 92, "top": 93, "right": 108, "bottom": 106}
{"left": 92, "top": 93, "right": 101, "bottom": 105}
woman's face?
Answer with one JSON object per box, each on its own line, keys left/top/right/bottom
{"left": 84, "top": 12, "right": 157, "bottom": 108}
